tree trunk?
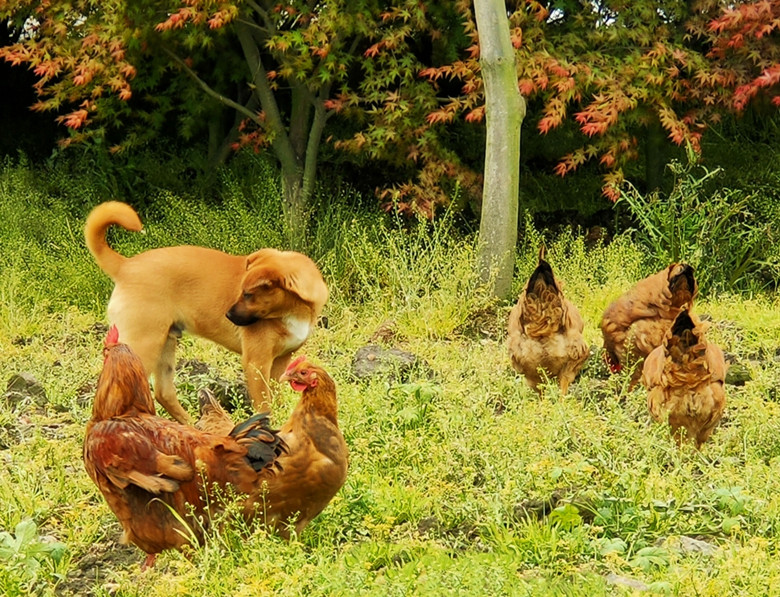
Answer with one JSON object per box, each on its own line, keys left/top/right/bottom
{"left": 473, "top": 0, "right": 525, "bottom": 299}
{"left": 281, "top": 167, "right": 307, "bottom": 246}
{"left": 235, "top": 22, "right": 312, "bottom": 244}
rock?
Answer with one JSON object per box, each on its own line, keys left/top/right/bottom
{"left": 725, "top": 363, "right": 751, "bottom": 386}
{"left": 660, "top": 535, "right": 717, "bottom": 556}
{"left": 605, "top": 573, "right": 649, "bottom": 591}
{"left": 351, "top": 345, "right": 430, "bottom": 381}
{"left": 4, "top": 373, "right": 47, "bottom": 406}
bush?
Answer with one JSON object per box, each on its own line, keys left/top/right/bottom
{"left": 617, "top": 149, "right": 780, "bottom": 294}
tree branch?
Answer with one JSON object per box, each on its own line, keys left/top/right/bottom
{"left": 235, "top": 20, "right": 299, "bottom": 170}
{"left": 235, "top": 17, "right": 271, "bottom": 38}
{"left": 161, "top": 46, "right": 262, "bottom": 126}
{"left": 244, "top": 0, "right": 274, "bottom": 31}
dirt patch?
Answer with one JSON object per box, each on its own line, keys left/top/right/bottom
{"left": 57, "top": 531, "right": 140, "bottom": 596}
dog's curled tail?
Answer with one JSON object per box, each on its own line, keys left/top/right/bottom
{"left": 84, "top": 201, "right": 143, "bottom": 280}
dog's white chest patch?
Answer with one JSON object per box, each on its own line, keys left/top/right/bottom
{"left": 282, "top": 316, "right": 311, "bottom": 351}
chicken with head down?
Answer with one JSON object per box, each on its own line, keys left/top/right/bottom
{"left": 507, "top": 246, "right": 589, "bottom": 395}
{"left": 601, "top": 263, "right": 698, "bottom": 383}
{"left": 642, "top": 307, "right": 726, "bottom": 448}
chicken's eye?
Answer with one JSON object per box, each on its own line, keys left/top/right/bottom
{"left": 300, "top": 369, "right": 309, "bottom": 376}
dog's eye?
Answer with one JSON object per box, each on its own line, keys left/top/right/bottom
{"left": 242, "top": 292, "right": 253, "bottom": 300}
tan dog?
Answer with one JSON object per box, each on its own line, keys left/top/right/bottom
{"left": 84, "top": 201, "right": 328, "bottom": 424}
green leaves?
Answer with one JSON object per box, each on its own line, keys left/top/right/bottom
{"left": 629, "top": 546, "right": 671, "bottom": 572}
{"left": 0, "top": 520, "right": 67, "bottom": 594}
{"left": 549, "top": 503, "right": 583, "bottom": 531}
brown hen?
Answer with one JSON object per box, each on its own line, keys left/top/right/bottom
{"left": 197, "top": 355, "right": 349, "bottom": 538}
{"left": 84, "top": 327, "right": 345, "bottom": 568}
{"left": 601, "top": 263, "right": 698, "bottom": 381}
{"left": 642, "top": 307, "right": 727, "bottom": 448}
{"left": 507, "top": 246, "right": 589, "bottom": 395}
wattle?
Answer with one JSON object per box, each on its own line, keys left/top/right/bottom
{"left": 289, "top": 380, "right": 308, "bottom": 392}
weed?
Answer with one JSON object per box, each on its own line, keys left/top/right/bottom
{"left": 0, "top": 520, "right": 67, "bottom": 596}
{"left": 617, "top": 148, "right": 780, "bottom": 294}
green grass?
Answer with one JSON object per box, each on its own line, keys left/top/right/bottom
{"left": 3, "top": 155, "right": 780, "bottom": 595}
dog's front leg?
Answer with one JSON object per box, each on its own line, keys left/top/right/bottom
{"left": 241, "top": 350, "right": 274, "bottom": 414}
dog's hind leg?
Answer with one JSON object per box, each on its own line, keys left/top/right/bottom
{"left": 152, "top": 330, "right": 191, "bottom": 424}
{"left": 117, "top": 321, "right": 191, "bottom": 424}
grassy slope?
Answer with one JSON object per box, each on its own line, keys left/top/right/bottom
{"left": 2, "top": 157, "right": 780, "bottom": 595}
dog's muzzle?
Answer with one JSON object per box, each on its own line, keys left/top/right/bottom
{"left": 226, "top": 307, "right": 260, "bottom": 326}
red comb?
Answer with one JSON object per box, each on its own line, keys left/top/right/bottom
{"left": 105, "top": 325, "right": 120, "bottom": 347}
{"left": 284, "top": 355, "right": 307, "bottom": 375}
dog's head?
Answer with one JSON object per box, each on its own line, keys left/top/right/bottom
{"left": 226, "top": 249, "right": 329, "bottom": 326}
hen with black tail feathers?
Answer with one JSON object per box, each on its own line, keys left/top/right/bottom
{"left": 642, "top": 307, "right": 727, "bottom": 448}
{"left": 196, "top": 354, "right": 348, "bottom": 539}
{"left": 507, "top": 246, "right": 589, "bottom": 395}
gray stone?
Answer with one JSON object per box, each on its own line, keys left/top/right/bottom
{"left": 605, "top": 573, "right": 648, "bottom": 591}
{"left": 4, "top": 372, "right": 47, "bottom": 406}
{"left": 725, "top": 363, "right": 751, "bottom": 386}
{"left": 661, "top": 535, "right": 717, "bottom": 556}
{"left": 352, "top": 345, "right": 428, "bottom": 381}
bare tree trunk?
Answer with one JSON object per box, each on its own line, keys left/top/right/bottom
{"left": 473, "top": 0, "right": 525, "bottom": 299}
{"left": 236, "top": 22, "right": 311, "bottom": 244}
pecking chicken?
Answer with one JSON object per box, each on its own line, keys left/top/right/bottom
{"left": 641, "top": 307, "right": 727, "bottom": 448}
{"left": 84, "top": 327, "right": 347, "bottom": 568}
{"left": 601, "top": 263, "right": 698, "bottom": 381}
{"left": 507, "top": 246, "right": 589, "bottom": 395}
{"left": 197, "top": 355, "right": 349, "bottom": 538}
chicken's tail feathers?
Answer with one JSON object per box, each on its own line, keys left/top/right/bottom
{"left": 538, "top": 243, "right": 547, "bottom": 263}
{"left": 230, "top": 413, "right": 287, "bottom": 473}
{"left": 526, "top": 255, "right": 558, "bottom": 295}
{"left": 670, "top": 306, "right": 695, "bottom": 337}
{"left": 669, "top": 263, "right": 697, "bottom": 306}
{"left": 668, "top": 305, "right": 704, "bottom": 357}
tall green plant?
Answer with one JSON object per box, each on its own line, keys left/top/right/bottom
{"left": 617, "top": 151, "right": 780, "bottom": 293}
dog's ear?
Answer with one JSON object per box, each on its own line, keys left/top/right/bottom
{"left": 279, "top": 269, "right": 328, "bottom": 306}
{"left": 246, "top": 248, "right": 278, "bottom": 270}
{"left": 245, "top": 249, "right": 328, "bottom": 306}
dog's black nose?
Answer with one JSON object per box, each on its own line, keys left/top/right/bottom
{"left": 226, "top": 308, "right": 259, "bottom": 327}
